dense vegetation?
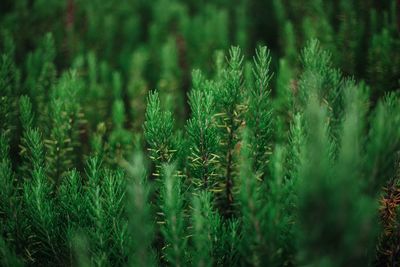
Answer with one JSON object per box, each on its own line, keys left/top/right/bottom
{"left": 1, "top": 0, "right": 400, "bottom": 266}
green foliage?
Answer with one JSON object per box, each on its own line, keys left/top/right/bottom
{"left": 186, "top": 70, "right": 219, "bottom": 190}
{"left": 1, "top": 1, "right": 400, "bottom": 266}
{"left": 214, "top": 46, "right": 245, "bottom": 215}
{"left": 190, "top": 191, "right": 215, "bottom": 267}
{"left": 286, "top": 113, "right": 305, "bottom": 180}
{"left": 45, "top": 72, "right": 83, "bottom": 185}
{"left": 365, "top": 93, "right": 400, "bottom": 193}
{"left": 19, "top": 96, "right": 46, "bottom": 180}
{"left": 237, "top": 130, "right": 267, "bottom": 266}
{"left": 144, "top": 91, "right": 176, "bottom": 178}
{"left": 58, "top": 169, "right": 86, "bottom": 232}
{"left": 297, "top": 84, "right": 378, "bottom": 267}
{"left": 246, "top": 46, "right": 273, "bottom": 178}
{"left": 23, "top": 167, "right": 59, "bottom": 265}
{"left": 109, "top": 94, "right": 133, "bottom": 160}
{"left": 0, "top": 133, "right": 17, "bottom": 240}
{"left": 0, "top": 44, "right": 19, "bottom": 138}
{"left": 0, "top": 237, "right": 24, "bottom": 267}
{"left": 299, "top": 39, "right": 342, "bottom": 108}
{"left": 238, "top": 132, "right": 293, "bottom": 266}
{"left": 85, "top": 157, "right": 127, "bottom": 266}
{"left": 19, "top": 95, "right": 34, "bottom": 130}
{"left": 160, "top": 164, "right": 187, "bottom": 266}
{"left": 124, "top": 150, "right": 156, "bottom": 267}
{"left": 127, "top": 49, "right": 149, "bottom": 132}
{"left": 26, "top": 33, "right": 56, "bottom": 93}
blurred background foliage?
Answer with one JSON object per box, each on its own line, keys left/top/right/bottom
{"left": 1, "top": 0, "right": 399, "bottom": 114}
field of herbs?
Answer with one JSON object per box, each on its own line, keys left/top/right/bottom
{"left": 1, "top": 0, "right": 400, "bottom": 266}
